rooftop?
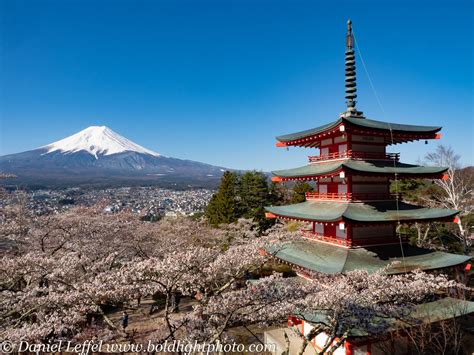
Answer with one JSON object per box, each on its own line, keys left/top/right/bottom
{"left": 265, "top": 200, "right": 457, "bottom": 223}
{"left": 268, "top": 240, "right": 471, "bottom": 275}
{"left": 297, "top": 297, "right": 474, "bottom": 339}
{"left": 276, "top": 117, "right": 441, "bottom": 146}
{"left": 272, "top": 159, "right": 447, "bottom": 180}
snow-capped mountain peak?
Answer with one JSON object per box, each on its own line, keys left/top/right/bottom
{"left": 42, "top": 126, "right": 161, "bottom": 158}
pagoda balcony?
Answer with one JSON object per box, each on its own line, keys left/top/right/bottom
{"left": 308, "top": 150, "right": 400, "bottom": 163}
{"left": 301, "top": 230, "right": 409, "bottom": 247}
{"left": 301, "top": 230, "right": 349, "bottom": 246}
{"left": 305, "top": 192, "right": 401, "bottom": 201}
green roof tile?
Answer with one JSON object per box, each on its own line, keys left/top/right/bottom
{"left": 265, "top": 201, "right": 457, "bottom": 223}
{"left": 344, "top": 117, "right": 441, "bottom": 133}
{"left": 272, "top": 160, "right": 447, "bottom": 178}
{"left": 268, "top": 240, "right": 470, "bottom": 274}
{"left": 276, "top": 119, "right": 342, "bottom": 142}
{"left": 276, "top": 117, "right": 441, "bottom": 143}
{"left": 298, "top": 297, "right": 474, "bottom": 338}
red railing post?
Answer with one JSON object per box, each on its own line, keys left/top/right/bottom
{"left": 309, "top": 150, "right": 400, "bottom": 163}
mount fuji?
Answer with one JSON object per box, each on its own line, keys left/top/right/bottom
{"left": 0, "top": 126, "right": 227, "bottom": 188}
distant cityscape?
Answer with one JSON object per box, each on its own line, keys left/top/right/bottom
{"left": 2, "top": 187, "right": 214, "bottom": 218}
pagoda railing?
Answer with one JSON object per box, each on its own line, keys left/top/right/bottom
{"left": 305, "top": 192, "right": 401, "bottom": 201}
{"left": 305, "top": 192, "right": 352, "bottom": 201}
{"left": 301, "top": 230, "right": 349, "bottom": 246}
{"left": 308, "top": 150, "right": 400, "bottom": 163}
{"left": 301, "top": 230, "right": 409, "bottom": 247}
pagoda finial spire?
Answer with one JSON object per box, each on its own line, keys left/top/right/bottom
{"left": 343, "top": 19, "right": 364, "bottom": 118}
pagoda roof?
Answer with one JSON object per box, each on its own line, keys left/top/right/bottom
{"left": 297, "top": 297, "right": 474, "bottom": 339}
{"left": 268, "top": 240, "right": 470, "bottom": 275}
{"left": 276, "top": 116, "right": 441, "bottom": 144}
{"left": 265, "top": 200, "right": 457, "bottom": 223}
{"left": 272, "top": 159, "right": 447, "bottom": 179}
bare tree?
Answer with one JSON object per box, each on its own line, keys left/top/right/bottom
{"left": 378, "top": 307, "right": 467, "bottom": 355}
{"left": 425, "top": 145, "right": 473, "bottom": 254}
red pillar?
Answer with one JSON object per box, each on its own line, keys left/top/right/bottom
{"left": 345, "top": 340, "right": 354, "bottom": 355}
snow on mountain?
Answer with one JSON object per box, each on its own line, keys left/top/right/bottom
{"left": 42, "top": 126, "right": 161, "bottom": 159}
{"left": 0, "top": 125, "right": 229, "bottom": 187}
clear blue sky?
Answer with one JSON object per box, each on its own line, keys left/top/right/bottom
{"left": 1, "top": 0, "right": 473, "bottom": 170}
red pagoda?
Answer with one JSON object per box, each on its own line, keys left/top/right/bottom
{"left": 265, "top": 20, "right": 470, "bottom": 276}
{"left": 263, "top": 20, "right": 473, "bottom": 354}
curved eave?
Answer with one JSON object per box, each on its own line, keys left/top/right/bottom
{"left": 267, "top": 241, "right": 471, "bottom": 275}
{"left": 265, "top": 201, "right": 458, "bottom": 223}
{"left": 276, "top": 119, "right": 341, "bottom": 144}
{"left": 275, "top": 116, "right": 442, "bottom": 147}
{"left": 272, "top": 162, "right": 342, "bottom": 180}
{"left": 265, "top": 202, "right": 347, "bottom": 222}
{"left": 344, "top": 117, "right": 441, "bottom": 135}
{"left": 272, "top": 161, "right": 448, "bottom": 181}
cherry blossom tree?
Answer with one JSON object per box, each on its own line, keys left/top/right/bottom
{"left": 0, "top": 197, "right": 466, "bottom": 351}
{"left": 0, "top": 201, "right": 294, "bottom": 343}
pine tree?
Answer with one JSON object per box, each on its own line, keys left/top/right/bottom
{"left": 269, "top": 181, "right": 288, "bottom": 205}
{"left": 205, "top": 194, "right": 220, "bottom": 226}
{"left": 239, "top": 171, "right": 269, "bottom": 218}
{"left": 206, "top": 171, "right": 286, "bottom": 230}
{"left": 291, "top": 181, "right": 314, "bottom": 203}
{"left": 238, "top": 171, "right": 273, "bottom": 231}
{"left": 205, "top": 171, "right": 238, "bottom": 226}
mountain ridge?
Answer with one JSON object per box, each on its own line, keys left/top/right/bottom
{"left": 0, "top": 126, "right": 227, "bottom": 188}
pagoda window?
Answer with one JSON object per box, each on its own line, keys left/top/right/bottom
{"left": 336, "top": 226, "right": 347, "bottom": 239}
{"left": 321, "top": 147, "right": 329, "bottom": 156}
{"left": 338, "top": 143, "right": 348, "bottom": 154}
{"left": 334, "top": 135, "right": 347, "bottom": 143}
{"left": 338, "top": 184, "right": 348, "bottom": 194}
{"left": 319, "top": 184, "right": 328, "bottom": 193}
{"left": 321, "top": 138, "right": 333, "bottom": 146}
{"left": 314, "top": 223, "right": 324, "bottom": 235}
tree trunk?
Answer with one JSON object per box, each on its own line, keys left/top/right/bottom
{"left": 456, "top": 217, "right": 470, "bottom": 255}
